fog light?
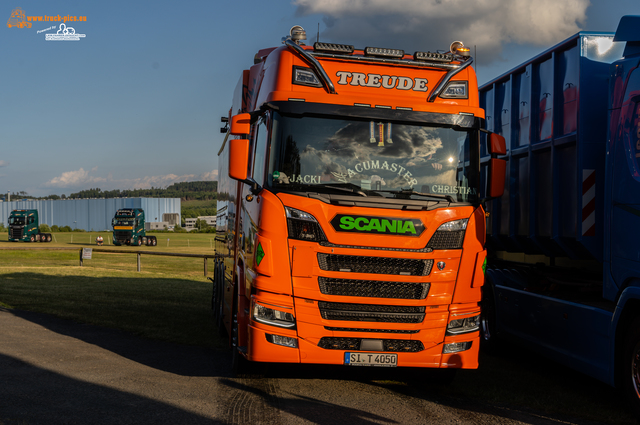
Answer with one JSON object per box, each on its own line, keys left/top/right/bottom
{"left": 443, "top": 341, "right": 472, "bottom": 353}
{"left": 266, "top": 333, "right": 298, "bottom": 348}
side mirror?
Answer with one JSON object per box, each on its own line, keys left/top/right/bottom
{"left": 230, "top": 113, "right": 251, "bottom": 135}
{"left": 488, "top": 133, "right": 507, "bottom": 155}
{"left": 485, "top": 132, "right": 507, "bottom": 199}
{"left": 111, "top": 218, "right": 116, "bottom": 226}
{"left": 229, "top": 138, "right": 263, "bottom": 195}
{"left": 487, "top": 158, "right": 506, "bottom": 198}
{"left": 229, "top": 138, "right": 250, "bottom": 181}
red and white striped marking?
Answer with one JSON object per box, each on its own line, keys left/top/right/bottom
{"left": 582, "top": 169, "right": 596, "bottom": 236}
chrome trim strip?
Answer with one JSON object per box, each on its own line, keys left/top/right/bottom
{"left": 285, "top": 39, "right": 336, "bottom": 94}
{"left": 428, "top": 57, "right": 474, "bottom": 102}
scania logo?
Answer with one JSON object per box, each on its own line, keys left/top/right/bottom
{"left": 330, "top": 214, "right": 425, "bottom": 237}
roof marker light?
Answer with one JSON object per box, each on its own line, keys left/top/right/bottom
{"left": 364, "top": 47, "right": 405, "bottom": 59}
{"left": 414, "top": 51, "right": 453, "bottom": 62}
{"left": 314, "top": 42, "right": 354, "bottom": 55}
{"left": 440, "top": 81, "right": 468, "bottom": 99}
{"left": 292, "top": 66, "right": 323, "bottom": 88}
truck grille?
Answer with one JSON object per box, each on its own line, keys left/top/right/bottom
{"left": 318, "top": 337, "right": 424, "bottom": 352}
{"left": 318, "top": 301, "right": 425, "bottom": 323}
{"left": 317, "top": 253, "right": 433, "bottom": 276}
{"left": 318, "top": 276, "right": 430, "bottom": 300}
{"left": 10, "top": 227, "right": 23, "bottom": 239}
{"left": 114, "top": 231, "right": 129, "bottom": 243}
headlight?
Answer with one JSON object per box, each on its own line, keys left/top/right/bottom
{"left": 285, "top": 207, "right": 327, "bottom": 242}
{"left": 446, "top": 314, "right": 480, "bottom": 335}
{"left": 427, "top": 218, "right": 468, "bottom": 250}
{"left": 252, "top": 301, "right": 296, "bottom": 328}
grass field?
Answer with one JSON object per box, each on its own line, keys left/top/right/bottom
{"left": 0, "top": 233, "right": 636, "bottom": 423}
{"left": 0, "top": 231, "right": 221, "bottom": 349}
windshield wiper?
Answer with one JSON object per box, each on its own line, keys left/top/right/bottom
{"left": 373, "top": 189, "right": 455, "bottom": 202}
{"left": 315, "top": 183, "right": 368, "bottom": 197}
{"left": 278, "top": 182, "right": 368, "bottom": 197}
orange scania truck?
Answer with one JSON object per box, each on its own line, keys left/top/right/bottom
{"left": 213, "top": 25, "right": 506, "bottom": 374}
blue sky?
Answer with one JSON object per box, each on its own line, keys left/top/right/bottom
{"left": 2, "top": 0, "right": 639, "bottom": 197}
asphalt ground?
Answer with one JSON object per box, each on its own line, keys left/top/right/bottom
{"left": 0, "top": 307, "right": 616, "bottom": 425}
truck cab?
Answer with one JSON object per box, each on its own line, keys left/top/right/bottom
{"left": 111, "top": 208, "right": 157, "bottom": 246}
{"left": 214, "top": 26, "right": 506, "bottom": 374}
{"left": 8, "top": 209, "right": 51, "bottom": 242}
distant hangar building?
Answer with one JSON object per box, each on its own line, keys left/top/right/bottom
{"left": 0, "top": 198, "right": 181, "bottom": 231}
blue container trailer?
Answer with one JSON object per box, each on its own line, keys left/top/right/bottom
{"left": 479, "top": 16, "right": 640, "bottom": 415}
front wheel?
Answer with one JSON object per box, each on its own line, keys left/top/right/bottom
{"left": 231, "top": 295, "right": 250, "bottom": 377}
{"left": 480, "top": 281, "right": 500, "bottom": 354}
{"left": 623, "top": 317, "right": 640, "bottom": 417}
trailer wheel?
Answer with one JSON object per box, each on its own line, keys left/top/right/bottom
{"left": 623, "top": 317, "right": 640, "bottom": 417}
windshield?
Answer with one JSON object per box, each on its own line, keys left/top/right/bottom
{"left": 266, "top": 112, "right": 478, "bottom": 203}
{"left": 9, "top": 217, "right": 25, "bottom": 225}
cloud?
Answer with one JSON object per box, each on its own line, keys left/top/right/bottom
{"left": 44, "top": 168, "right": 218, "bottom": 191}
{"left": 45, "top": 168, "right": 106, "bottom": 188}
{"left": 0, "top": 160, "right": 9, "bottom": 167}
{"left": 294, "top": 0, "right": 589, "bottom": 62}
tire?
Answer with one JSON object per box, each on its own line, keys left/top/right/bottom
{"left": 151, "top": 236, "right": 157, "bottom": 246}
{"left": 622, "top": 317, "right": 640, "bottom": 417}
{"left": 210, "top": 262, "right": 226, "bottom": 336}
{"left": 480, "top": 280, "right": 500, "bottom": 354}
{"left": 136, "top": 238, "right": 142, "bottom": 246}
{"left": 29, "top": 235, "right": 35, "bottom": 242}
{"left": 46, "top": 234, "right": 52, "bottom": 242}
{"left": 231, "top": 294, "right": 250, "bottom": 377}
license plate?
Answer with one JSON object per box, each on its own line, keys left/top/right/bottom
{"left": 344, "top": 352, "right": 397, "bottom": 367}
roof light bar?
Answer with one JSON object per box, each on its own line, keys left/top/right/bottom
{"left": 314, "top": 42, "right": 354, "bottom": 55}
{"left": 414, "top": 51, "right": 453, "bottom": 62}
{"left": 364, "top": 46, "right": 405, "bottom": 59}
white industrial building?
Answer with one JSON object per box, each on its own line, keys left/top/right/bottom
{"left": 184, "top": 216, "right": 216, "bottom": 231}
{"left": 0, "top": 198, "right": 181, "bottom": 231}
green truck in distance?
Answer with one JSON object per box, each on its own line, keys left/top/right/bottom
{"left": 8, "top": 209, "right": 52, "bottom": 242}
{"left": 111, "top": 208, "right": 157, "bottom": 246}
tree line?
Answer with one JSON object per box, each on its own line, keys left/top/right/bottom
{"left": 67, "top": 181, "right": 218, "bottom": 200}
